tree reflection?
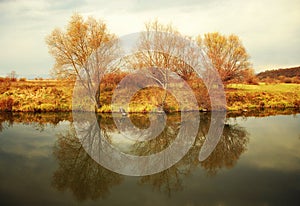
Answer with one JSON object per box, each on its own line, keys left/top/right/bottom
{"left": 52, "top": 112, "right": 249, "bottom": 198}
{"left": 129, "top": 114, "right": 180, "bottom": 154}
{"left": 132, "top": 113, "right": 198, "bottom": 196}
{"left": 1, "top": 112, "right": 249, "bottom": 199}
{"left": 0, "top": 112, "right": 13, "bottom": 132}
{"left": 200, "top": 122, "right": 249, "bottom": 176}
{"left": 0, "top": 112, "right": 72, "bottom": 132}
{"left": 134, "top": 113, "right": 249, "bottom": 195}
{"left": 52, "top": 124, "right": 123, "bottom": 201}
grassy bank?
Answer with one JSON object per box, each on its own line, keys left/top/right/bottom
{"left": 0, "top": 80, "right": 73, "bottom": 112}
{"left": 226, "top": 83, "right": 300, "bottom": 110}
{"left": 0, "top": 79, "right": 299, "bottom": 112}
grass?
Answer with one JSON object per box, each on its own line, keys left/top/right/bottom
{"left": 0, "top": 79, "right": 299, "bottom": 113}
{"left": 226, "top": 83, "right": 300, "bottom": 110}
{"left": 228, "top": 83, "right": 300, "bottom": 93}
{"left": 0, "top": 80, "right": 73, "bottom": 112}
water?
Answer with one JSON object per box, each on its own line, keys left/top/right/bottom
{"left": 0, "top": 112, "right": 299, "bottom": 206}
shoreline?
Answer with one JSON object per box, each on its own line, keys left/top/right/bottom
{"left": 1, "top": 106, "right": 299, "bottom": 113}
{"left": 1, "top": 107, "right": 299, "bottom": 118}
{"left": 1, "top": 80, "right": 299, "bottom": 113}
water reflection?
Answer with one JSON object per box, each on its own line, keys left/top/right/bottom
{"left": 0, "top": 112, "right": 72, "bottom": 132}
{"left": 134, "top": 114, "right": 249, "bottom": 196}
{"left": 200, "top": 123, "right": 249, "bottom": 176}
{"left": 52, "top": 125, "right": 123, "bottom": 201}
{"left": 0, "top": 112, "right": 299, "bottom": 205}
{"left": 51, "top": 112, "right": 249, "bottom": 199}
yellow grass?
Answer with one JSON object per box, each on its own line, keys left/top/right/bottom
{"left": 0, "top": 79, "right": 299, "bottom": 112}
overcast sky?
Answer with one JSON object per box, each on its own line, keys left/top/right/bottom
{"left": 0, "top": 0, "right": 299, "bottom": 78}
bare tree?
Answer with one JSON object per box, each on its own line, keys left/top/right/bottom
{"left": 46, "top": 13, "right": 119, "bottom": 110}
{"left": 127, "top": 20, "right": 201, "bottom": 108}
{"left": 7, "top": 70, "right": 17, "bottom": 81}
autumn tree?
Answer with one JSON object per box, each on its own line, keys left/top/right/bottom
{"left": 197, "top": 32, "right": 251, "bottom": 84}
{"left": 131, "top": 20, "right": 178, "bottom": 107}
{"left": 127, "top": 20, "right": 201, "bottom": 108}
{"left": 46, "top": 13, "right": 119, "bottom": 110}
{"left": 242, "top": 68, "right": 259, "bottom": 85}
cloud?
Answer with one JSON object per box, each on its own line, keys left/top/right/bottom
{"left": 0, "top": 0, "right": 299, "bottom": 77}
{"left": 128, "top": 0, "right": 218, "bottom": 12}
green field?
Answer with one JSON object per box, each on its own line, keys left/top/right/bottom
{"left": 228, "top": 83, "right": 300, "bottom": 93}
{"left": 226, "top": 83, "right": 300, "bottom": 110}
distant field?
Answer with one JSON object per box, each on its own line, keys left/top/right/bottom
{"left": 226, "top": 83, "right": 300, "bottom": 110}
{"left": 0, "top": 80, "right": 299, "bottom": 112}
{"left": 228, "top": 83, "right": 300, "bottom": 93}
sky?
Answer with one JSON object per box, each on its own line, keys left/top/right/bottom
{"left": 0, "top": 0, "right": 299, "bottom": 78}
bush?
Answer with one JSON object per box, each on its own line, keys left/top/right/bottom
{"left": 245, "top": 76, "right": 259, "bottom": 85}
{"left": 0, "top": 97, "right": 14, "bottom": 111}
{"left": 242, "top": 68, "right": 259, "bottom": 85}
{"left": 0, "top": 80, "right": 11, "bottom": 94}
{"left": 283, "top": 77, "right": 292, "bottom": 83}
{"left": 0, "top": 77, "right": 12, "bottom": 82}
{"left": 19, "top": 78, "right": 27, "bottom": 82}
{"left": 264, "top": 77, "right": 275, "bottom": 84}
{"left": 291, "top": 77, "right": 300, "bottom": 84}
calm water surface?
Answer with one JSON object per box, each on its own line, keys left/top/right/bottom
{"left": 0, "top": 112, "right": 299, "bottom": 206}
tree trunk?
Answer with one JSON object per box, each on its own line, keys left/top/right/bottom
{"left": 161, "top": 68, "right": 169, "bottom": 109}
{"left": 95, "top": 86, "right": 101, "bottom": 112}
{"left": 161, "top": 85, "right": 168, "bottom": 108}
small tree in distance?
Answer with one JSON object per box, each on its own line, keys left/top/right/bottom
{"left": 7, "top": 70, "right": 17, "bottom": 81}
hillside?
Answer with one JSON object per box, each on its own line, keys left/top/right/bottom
{"left": 257, "top": 66, "right": 300, "bottom": 79}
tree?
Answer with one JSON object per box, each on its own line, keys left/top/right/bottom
{"left": 7, "top": 70, "right": 17, "bottom": 81}
{"left": 46, "top": 13, "right": 119, "bottom": 110}
{"left": 197, "top": 32, "right": 251, "bottom": 84}
{"left": 128, "top": 20, "right": 200, "bottom": 108}
{"left": 242, "top": 68, "right": 259, "bottom": 85}
{"left": 132, "top": 20, "right": 179, "bottom": 107}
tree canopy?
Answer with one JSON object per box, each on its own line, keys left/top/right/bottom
{"left": 46, "top": 15, "right": 252, "bottom": 111}
{"left": 46, "top": 13, "right": 119, "bottom": 109}
{"left": 197, "top": 32, "right": 251, "bottom": 83}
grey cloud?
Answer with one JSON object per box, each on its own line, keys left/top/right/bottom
{"left": 129, "top": 0, "right": 219, "bottom": 12}
{"left": 0, "top": 0, "right": 300, "bottom": 76}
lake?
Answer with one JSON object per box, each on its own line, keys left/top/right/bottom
{"left": 0, "top": 111, "right": 299, "bottom": 206}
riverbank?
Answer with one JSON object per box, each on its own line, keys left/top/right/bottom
{"left": 0, "top": 80, "right": 299, "bottom": 112}
{"left": 226, "top": 83, "right": 300, "bottom": 110}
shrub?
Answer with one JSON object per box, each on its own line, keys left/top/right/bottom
{"left": 291, "top": 77, "right": 300, "bottom": 84}
{"left": 0, "top": 97, "right": 14, "bottom": 111}
{"left": 19, "top": 78, "right": 27, "bottom": 82}
{"left": 283, "top": 77, "right": 292, "bottom": 83}
{"left": 246, "top": 76, "right": 259, "bottom": 85}
{"left": 264, "top": 77, "right": 275, "bottom": 84}
{"left": 0, "top": 81, "right": 11, "bottom": 94}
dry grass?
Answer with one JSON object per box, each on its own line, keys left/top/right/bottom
{"left": 226, "top": 83, "right": 300, "bottom": 110}
{"left": 0, "top": 77, "right": 299, "bottom": 112}
{"left": 0, "top": 80, "right": 74, "bottom": 112}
